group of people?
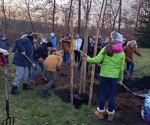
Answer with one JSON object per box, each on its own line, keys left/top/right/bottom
{"left": 0, "top": 30, "right": 148, "bottom": 124}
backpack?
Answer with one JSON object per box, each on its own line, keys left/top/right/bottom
{"left": 0, "top": 54, "right": 5, "bottom": 67}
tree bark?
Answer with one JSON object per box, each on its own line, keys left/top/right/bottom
{"left": 83, "top": 0, "right": 92, "bottom": 93}
{"left": 88, "top": 21, "right": 99, "bottom": 106}
{"left": 101, "top": 0, "right": 108, "bottom": 35}
{"left": 70, "top": 18, "right": 74, "bottom": 105}
{"left": 78, "top": 0, "right": 81, "bottom": 34}
{"left": 52, "top": 0, "right": 56, "bottom": 32}
{"left": 2, "top": 0, "right": 7, "bottom": 33}
{"left": 112, "top": 5, "right": 120, "bottom": 31}
{"left": 67, "top": 0, "right": 73, "bottom": 33}
{"left": 118, "top": 0, "right": 122, "bottom": 32}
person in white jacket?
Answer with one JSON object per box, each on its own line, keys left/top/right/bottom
{"left": 74, "top": 33, "right": 82, "bottom": 66}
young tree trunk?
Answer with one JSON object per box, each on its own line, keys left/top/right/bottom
{"left": 78, "top": 0, "right": 81, "bottom": 34}
{"left": 82, "top": 0, "right": 92, "bottom": 93}
{"left": 118, "top": 0, "right": 122, "bottom": 32}
{"left": 70, "top": 18, "right": 74, "bottom": 105}
{"left": 88, "top": 21, "right": 99, "bottom": 106}
{"left": 52, "top": 0, "right": 56, "bottom": 32}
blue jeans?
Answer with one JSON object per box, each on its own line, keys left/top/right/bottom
{"left": 126, "top": 61, "right": 134, "bottom": 75}
{"left": 50, "top": 50, "right": 55, "bottom": 54}
{"left": 64, "top": 51, "right": 70, "bottom": 64}
{"left": 99, "top": 76, "right": 118, "bottom": 112}
{"left": 30, "top": 61, "right": 45, "bottom": 80}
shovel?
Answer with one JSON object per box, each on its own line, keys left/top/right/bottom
{"left": 57, "top": 67, "right": 67, "bottom": 77}
{"left": 121, "top": 83, "right": 147, "bottom": 98}
{"left": 78, "top": 50, "right": 147, "bottom": 98}
{"left": 2, "top": 59, "right": 14, "bottom": 125}
{"left": 24, "top": 54, "right": 48, "bottom": 81}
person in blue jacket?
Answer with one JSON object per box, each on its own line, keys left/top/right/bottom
{"left": 0, "top": 34, "right": 10, "bottom": 63}
{"left": 49, "top": 33, "right": 57, "bottom": 54}
{"left": 11, "top": 33, "right": 39, "bottom": 95}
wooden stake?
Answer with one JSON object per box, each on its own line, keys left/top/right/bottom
{"left": 70, "top": 18, "right": 74, "bottom": 105}
{"left": 88, "top": 21, "right": 100, "bottom": 106}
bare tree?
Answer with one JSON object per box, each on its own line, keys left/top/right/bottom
{"left": 1, "top": 0, "right": 7, "bottom": 33}
{"left": 118, "top": 0, "right": 122, "bottom": 32}
{"left": 52, "top": 0, "right": 56, "bottom": 32}
{"left": 78, "top": 0, "right": 81, "bottom": 34}
{"left": 16, "top": 0, "right": 35, "bottom": 31}
{"left": 101, "top": 0, "right": 108, "bottom": 35}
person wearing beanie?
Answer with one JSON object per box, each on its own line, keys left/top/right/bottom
{"left": 0, "top": 34, "right": 10, "bottom": 63}
{"left": 49, "top": 32, "right": 57, "bottom": 54}
{"left": 123, "top": 40, "right": 142, "bottom": 78}
{"left": 87, "top": 31, "right": 125, "bottom": 121}
{"left": 40, "top": 50, "right": 63, "bottom": 97}
{"left": 11, "top": 33, "right": 39, "bottom": 95}
{"left": 30, "top": 41, "right": 53, "bottom": 83}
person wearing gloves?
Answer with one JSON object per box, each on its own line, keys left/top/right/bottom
{"left": 11, "top": 33, "right": 38, "bottom": 95}
{"left": 0, "top": 34, "right": 10, "bottom": 63}
{"left": 0, "top": 48, "right": 9, "bottom": 56}
{"left": 74, "top": 33, "right": 82, "bottom": 66}
{"left": 49, "top": 33, "right": 57, "bottom": 54}
{"left": 87, "top": 31, "right": 125, "bottom": 121}
{"left": 123, "top": 40, "right": 142, "bottom": 78}
{"left": 40, "top": 50, "right": 64, "bottom": 97}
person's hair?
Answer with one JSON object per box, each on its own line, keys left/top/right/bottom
{"left": 30, "top": 33, "right": 38, "bottom": 39}
{"left": 103, "top": 42, "right": 115, "bottom": 57}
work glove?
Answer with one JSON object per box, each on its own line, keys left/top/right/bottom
{"left": 38, "top": 58, "right": 44, "bottom": 62}
{"left": 32, "top": 63, "right": 36, "bottom": 67}
{"left": 118, "top": 80, "right": 123, "bottom": 86}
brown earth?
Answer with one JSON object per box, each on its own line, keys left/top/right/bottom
{"left": 34, "top": 64, "right": 147, "bottom": 125}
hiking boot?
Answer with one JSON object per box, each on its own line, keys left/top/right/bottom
{"left": 11, "top": 86, "right": 19, "bottom": 95}
{"left": 23, "top": 83, "right": 33, "bottom": 90}
{"left": 51, "top": 84, "right": 58, "bottom": 89}
{"left": 30, "top": 80, "right": 36, "bottom": 84}
{"left": 106, "top": 108, "right": 115, "bottom": 121}
{"left": 94, "top": 107, "right": 105, "bottom": 120}
{"left": 40, "top": 89, "right": 51, "bottom": 97}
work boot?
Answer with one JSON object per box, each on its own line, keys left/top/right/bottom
{"left": 106, "top": 108, "right": 115, "bottom": 121}
{"left": 40, "top": 89, "right": 51, "bottom": 97}
{"left": 11, "top": 86, "right": 19, "bottom": 95}
{"left": 23, "top": 83, "right": 33, "bottom": 90}
{"left": 95, "top": 107, "right": 105, "bottom": 120}
{"left": 51, "top": 84, "right": 58, "bottom": 89}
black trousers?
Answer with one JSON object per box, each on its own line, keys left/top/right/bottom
{"left": 74, "top": 50, "right": 81, "bottom": 63}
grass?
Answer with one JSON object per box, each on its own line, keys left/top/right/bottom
{"left": 0, "top": 48, "right": 150, "bottom": 125}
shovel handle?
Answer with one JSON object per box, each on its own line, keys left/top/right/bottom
{"left": 121, "top": 83, "right": 135, "bottom": 95}
{"left": 24, "top": 55, "right": 48, "bottom": 81}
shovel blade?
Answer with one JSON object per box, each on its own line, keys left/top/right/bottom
{"left": 2, "top": 117, "right": 14, "bottom": 125}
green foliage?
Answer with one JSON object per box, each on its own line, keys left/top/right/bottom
{"left": 134, "top": 12, "right": 150, "bottom": 48}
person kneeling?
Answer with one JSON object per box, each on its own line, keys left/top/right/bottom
{"left": 40, "top": 51, "right": 64, "bottom": 97}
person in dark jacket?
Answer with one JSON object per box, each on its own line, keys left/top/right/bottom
{"left": 30, "top": 41, "right": 53, "bottom": 83}
{"left": 0, "top": 34, "right": 10, "bottom": 63}
{"left": 11, "top": 33, "right": 38, "bottom": 95}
